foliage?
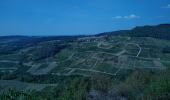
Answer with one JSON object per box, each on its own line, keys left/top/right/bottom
{"left": 98, "top": 24, "right": 170, "bottom": 40}
{"left": 58, "top": 78, "right": 90, "bottom": 100}
{"left": 0, "top": 89, "right": 42, "bottom": 100}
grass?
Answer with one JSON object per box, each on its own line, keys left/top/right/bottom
{"left": 37, "top": 63, "right": 49, "bottom": 70}
{"left": 55, "top": 49, "right": 74, "bottom": 61}
{"left": 95, "top": 62, "right": 118, "bottom": 73}
{"left": 0, "top": 62, "right": 20, "bottom": 68}
{"left": 0, "top": 80, "right": 58, "bottom": 92}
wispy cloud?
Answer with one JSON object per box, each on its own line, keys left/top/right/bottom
{"left": 165, "top": 4, "right": 170, "bottom": 8}
{"left": 112, "top": 14, "right": 140, "bottom": 20}
{"left": 162, "top": 4, "right": 170, "bottom": 9}
{"left": 156, "top": 16, "right": 165, "bottom": 18}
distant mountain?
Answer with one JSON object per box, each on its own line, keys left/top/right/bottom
{"left": 97, "top": 24, "right": 170, "bottom": 40}
{"left": 1, "top": 24, "right": 170, "bottom": 41}
{"left": 0, "top": 35, "right": 81, "bottom": 54}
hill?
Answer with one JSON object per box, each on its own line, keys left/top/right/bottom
{"left": 0, "top": 24, "right": 170, "bottom": 99}
{"left": 97, "top": 24, "right": 170, "bottom": 40}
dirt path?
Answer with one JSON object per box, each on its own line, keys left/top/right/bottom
{"left": 97, "top": 42, "right": 113, "bottom": 49}
{"left": 28, "top": 62, "right": 57, "bottom": 75}
{"left": 113, "top": 63, "right": 124, "bottom": 76}
{"left": 67, "top": 68, "right": 115, "bottom": 76}
{"left": 51, "top": 72, "right": 91, "bottom": 77}
{"left": 70, "top": 59, "right": 86, "bottom": 67}
{"left": 0, "top": 60, "right": 19, "bottom": 64}
{"left": 91, "top": 60, "right": 98, "bottom": 69}
{"left": 126, "top": 43, "right": 142, "bottom": 57}
{"left": 65, "top": 69, "right": 76, "bottom": 76}
{"left": 60, "top": 53, "right": 75, "bottom": 63}
{"left": 115, "top": 49, "right": 126, "bottom": 56}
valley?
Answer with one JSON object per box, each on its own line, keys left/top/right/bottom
{"left": 0, "top": 24, "right": 170, "bottom": 100}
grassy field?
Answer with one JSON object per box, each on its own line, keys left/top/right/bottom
{"left": 0, "top": 36, "right": 169, "bottom": 77}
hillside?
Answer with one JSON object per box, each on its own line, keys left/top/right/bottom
{"left": 98, "top": 24, "right": 170, "bottom": 40}
{"left": 0, "top": 25, "right": 170, "bottom": 99}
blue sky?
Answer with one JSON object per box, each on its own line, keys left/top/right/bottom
{"left": 0, "top": 0, "right": 170, "bottom": 36}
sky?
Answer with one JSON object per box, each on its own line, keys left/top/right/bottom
{"left": 0, "top": 0, "right": 170, "bottom": 36}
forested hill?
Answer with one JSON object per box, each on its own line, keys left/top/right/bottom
{"left": 97, "top": 24, "right": 170, "bottom": 40}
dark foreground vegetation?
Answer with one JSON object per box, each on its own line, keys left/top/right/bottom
{"left": 0, "top": 66, "right": 170, "bottom": 100}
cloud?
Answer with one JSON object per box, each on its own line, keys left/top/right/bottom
{"left": 112, "top": 14, "right": 140, "bottom": 20}
{"left": 165, "top": 4, "right": 170, "bottom": 8}
{"left": 113, "top": 16, "right": 123, "bottom": 19}
{"left": 156, "top": 16, "right": 165, "bottom": 18}
{"left": 162, "top": 4, "right": 170, "bottom": 9}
